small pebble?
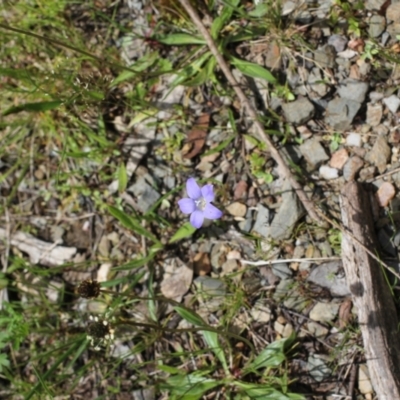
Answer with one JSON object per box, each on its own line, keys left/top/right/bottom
{"left": 346, "top": 133, "right": 362, "bottom": 147}
{"left": 330, "top": 148, "right": 349, "bottom": 169}
{"left": 319, "top": 165, "right": 339, "bottom": 180}
{"left": 383, "top": 95, "right": 400, "bottom": 114}
{"left": 226, "top": 202, "right": 247, "bottom": 217}
{"left": 376, "top": 182, "right": 396, "bottom": 207}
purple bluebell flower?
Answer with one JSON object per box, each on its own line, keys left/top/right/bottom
{"left": 178, "top": 178, "right": 223, "bottom": 229}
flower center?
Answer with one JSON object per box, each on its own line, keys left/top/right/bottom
{"left": 194, "top": 197, "right": 207, "bottom": 211}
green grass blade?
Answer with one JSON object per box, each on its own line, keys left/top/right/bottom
{"left": 169, "top": 222, "right": 196, "bottom": 243}
{"left": 156, "top": 33, "right": 206, "bottom": 45}
{"left": 3, "top": 100, "right": 62, "bottom": 116}
{"left": 230, "top": 57, "right": 277, "bottom": 84}
{"left": 107, "top": 205, "right": 161, "bottom": 244}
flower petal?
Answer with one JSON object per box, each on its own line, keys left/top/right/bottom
{"left": 186, "top": 178, "right": 202, "bottom": 200}
{"left": 201, "top": 184, "right": 214, "bottom": 202}
{"left": 190, "top": 210, "right": 204, "bottom": 229}
{"left": 178, "top": 198, "right": 196, "bottom": 214}
{"left": 203, "top": 203, "right": 223, "bottom": 220}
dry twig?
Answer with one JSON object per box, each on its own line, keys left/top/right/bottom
{"left": 178, "top": 0, "right": 321, "bottom": 223}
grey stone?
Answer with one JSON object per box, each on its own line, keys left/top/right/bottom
{"left": 282, "top": 0, "right": 296, "bottom": 16}
{"left": 307, "top": 261, "right": 350, "bottom": 296}
{"left": 309, "top": 301, "right": 339, "bottom": 322}
{"left": 239, "top": 209, "right": 254, "bottom": 233}
{"left": 386, "top": 22, "right": 400, "bottom": 39}
{"left": 314, "top": 45, "right": 337, "bottom": 68}
{"left": 307, "top": 321, "right": 329, "bottom": 338}
{"left": 327, "top": 34, "right": 348, "bottom": 52}
{"left": 366, "top": 0, "right": 386, "bottom": 10}
{"left": 325, "top": 97, "right": 362, "bottom": 130}
{"left": 210, "top": 243, "right": 228, "bottom": 270}
{"left": 359, "top": 166, "right": 376, "bottom": 181}
{"left": 283, "top": 290, "right": 309, "bottom": 312}
{"left": 387, "top": 3, "right": 400, "bottom": 22}
{"left": 253, "top": 204, "right": 270, "bottom": 237}
{"left": 132, "top": 387, "right": 155, "bottom": 400}
{"left": 164, "top": 175, "right": 176, "bottom": 190}
{"left": 299, "top": 138, "right": 329, "bottom": 169}
{"left": 295, "top": 10, "right": 313, "bottom": 24}
{"left": 365, "top": 135, "right": 391, "bottom": 173}
{"left": 366, "top": 103, "right": 383, "bottom": 126}
{"left": 369, "top": 15, "right": 386, "bottom": 37}
{"left": 194, "top": 277, "right": 226, "bottom": 296}
{"left": 272, "top": 263, "right": 292, "bottom": 280}
{"left": 337, "top": 79, "right": 369, "bottom": 103}
{"left": 251, "top": 299, "right": 272, "bottom": 322}
{"left": 273, "top": 279, "right": 309, "bottom": 312}
{"left": 282, "top": 97, "right": 315, "bottom": 125}
{"left": 343, "top": 156, "right": 364, "bottom": 181}
{"left": 128, "top": 177, "right": 160, "bottom": 213}
{"left": 194, "top": 276, "right": 226, "bottom": 313}
{"left": 383, "top": 94, "right": 400, "bottom": 114}
{"left": 382, "top": 31, "right": 391, "bottom": 46}
{"left": 308, "top": 68, "right": 329, "bottom": 98}
{"left": 307, "top": 354, "right": 332, "bottom": 382}
{"left": 268, "top": 181, "right": 305, "bottom": 240}
{"left": 273, "top": 279, "right": 294, "bottom": 302}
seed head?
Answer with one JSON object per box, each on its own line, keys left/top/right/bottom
{"left": 77, "top": 279, "right": 101, "bottom": 299}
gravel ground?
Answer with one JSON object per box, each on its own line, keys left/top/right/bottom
{"left": 3, "top": 0, "right": 400, "bottom": 398}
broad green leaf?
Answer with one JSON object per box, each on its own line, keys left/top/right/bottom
{"left": 211, "top": 0, "right": 241, "bottom": 39}
{"left": 234, "top": 381, "right": 305, "bottom": 400}
{"left": 174, "top": 305, "right": 205, "bottom": 326}
{"left": 202, "top": 330, "right": 229, "bottom": 373}
{"left": 129, "top": 109, "right": 158, "bottom": 126}
{"left": 202, "top": 135, "right": 235, "bottom": 156}
{"left": 171, "top": 52, "right": 211, "bottom": 87}
{"left": 225, "top": 27, "right": 266, "bottom": 44}
{"left": 3, "top": 100, "right": 62, "bottom": 116}
{"left": 157, "top": 33, "right": 206, "bottom": 45}
{"left": 169, "top": 222, "right": 196, "bottom": 243}
{"left": 25, "top": 339, "right": 85, "bottom": 400}
{"left": 175, "top": 306, "right": 229, "bottom": 373}
{"left": 107, "top": 205, "right": 160, "bottom": 244}
{"left": 184, "top": 56, "right": 217, "bottom": 87}
{"left": 117, "top": 163, "right": 128, "bottom": 193}
{"left": 243, "top": 134, "right": 261, "bottom": 148}
{"left": 112, "top": 251, "right": 157, "bottom": 271}
{"left": 0, "top": 67, "right": 31, "bottom": 81}
{"left": 162, "top": 373, "right": 220, "bottom": 399}
{"left": 248, "top": 3, "right": 269, "bottom": 17}
{"left": 157, "top": 364, "right": 183, "bottom": 374}
{"left": 111, "top": 51, "right": 159, "bottom": 86}
{"left": 254, "top": 170, "right": 273, "bottom": 184}
{"left": 0, "top": 353, "right": 10, "bottom": 372}
{"left": 86, "top": 90, "right": 104, "bottom": 100}
{"left": 231, "top": 57, "right": 277, "bottom": 84}
{"left": 245, "top": 334, "right": 296, "bottom": 372}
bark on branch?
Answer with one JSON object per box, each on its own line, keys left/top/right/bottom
{"left": 340, "top": 181, "right": 400, "bottom": 399}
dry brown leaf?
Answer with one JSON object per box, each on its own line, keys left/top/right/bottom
{"left": 193, "top": 252, "right": 211, "bottom": 276}
{"left": 234, "top": 180, "right": 248, "bottom": 201}
{"left": 338, "top": 298, "right": 353, "bottom": 328}
{"left": 183, "top": 113, "right": 210, "bottom": 159}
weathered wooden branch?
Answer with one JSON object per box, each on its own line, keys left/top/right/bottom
{"left": 340, "top": 181, "right": 400, "bottom": 399}
{"left": 0, "top": 228, "right": 76, "bottom": 266}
